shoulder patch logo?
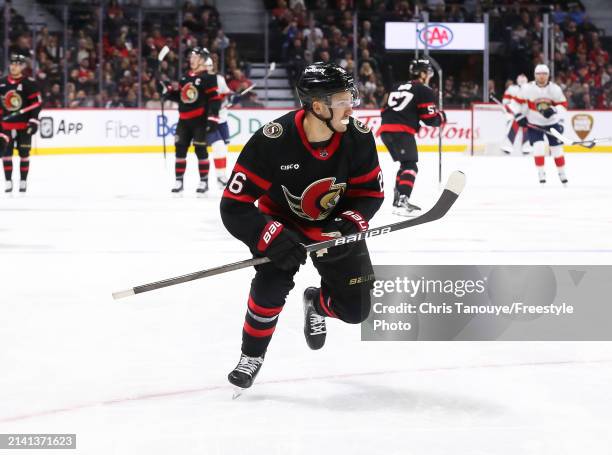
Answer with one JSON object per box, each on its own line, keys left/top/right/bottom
{"left": 353, "top": 118, "right": 371, "bottom": 134}
{"left": 263, "top": 121, "right": 283, "bottom": 139}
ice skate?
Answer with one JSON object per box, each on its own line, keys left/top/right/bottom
{"left": 18, "top": 180, "right": 27, "bottom": 193}
{"left": 171, "top": 179, "right": 184, "bottom": 193}
{"left": 228, "top": 353, "right": 265, "bottom": 395}
{"left": 500, "top": 138, "right": 513, "bottom": 155}
{"left": 217, "top": 176, "right": 228, "bottom": 189}
{"left": 196, "top": 179, "right": 209, "bottom": 195}
{"left": 392, "top": 188, "right": 400, "bottom": 207}
{"left": 303, "top": 287, "right": 326, "bottom": 350}
{"left": 558, "top": 170, "right": 568, "bottom": 186}
{"left": 538, "top": 169, "right": 546, "bottom": 184}
{"left": 4, "top": 180, "right": 13, "bottom": 193}
{"left": 393, "top": 195, "right": 421, "bottom": 217}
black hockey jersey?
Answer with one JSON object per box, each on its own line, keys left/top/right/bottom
{"left": 378, "top": 80, "right": 442, "bottom": 135}
{"left": 0, "top": 75, "right": 42, "bottom": 130}
{"left": 165, "top": 70, "right": 221, "bottom": 121}
{"left": 220, "top": 109, "right": 384, "bottom": 249}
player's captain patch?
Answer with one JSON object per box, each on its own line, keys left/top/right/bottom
{"left": 263, "top": 122, "right": 283, "bottom": 139}
{"left": 353, "top": 118, "right": 371, "bottom": 133}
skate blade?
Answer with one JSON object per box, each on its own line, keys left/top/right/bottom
{"left": 232, "top": 386, "right": 246, "bottom": 400}
{"left": 392, "top": 208, "right": 420, "bottom": 218}
{"left": 196, "top": 192, "right": 209, "bottom": 198}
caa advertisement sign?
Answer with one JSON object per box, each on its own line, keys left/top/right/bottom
{"left": 385, "top": 22, "right": 486, "bottom": 51}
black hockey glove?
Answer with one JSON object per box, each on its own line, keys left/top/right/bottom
{"left": 26, "top": 119, "right": 39, "bottom": 135}
{"left": 515, "top": 114, "right": 527, "bottom": 127}
{"left": 316, "top": 210, "right": 368, "bottom": 262}
{"left": 321, "top": 210, "right": 369, "bottom": 238}
{"left": 438, "top": 110, "right": 447, "bottom": 124}
{"left": 541, "top": 107, "right": 556, "bottom": 118}
{"left": 550, "top": 122, "right": 564, "bottom": 134}
{"left": 256, "top": 221, "right": 306, "bottom": 271}
{"left": 155, "top": 80, "right": 168, "bottom": 96}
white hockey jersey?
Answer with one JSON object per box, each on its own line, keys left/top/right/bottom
{"left": 216, "top": 74, "right": 231, "bottom": 123}
{"left": 502, "top": 84, "right": 521, "bottom": 116}
{"left": 514, "top": 81, "right": 567, "bottom": 127}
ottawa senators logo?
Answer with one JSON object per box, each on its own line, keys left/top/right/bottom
{"left": 353, "top": 118, "right": 371, "bottom": 133}
{"left": 282, "top": 177, "right": 346, "bottom": 221}
{"left": 180, "top": 83, "right": 199, "bottom": 104}
{"left": 3, "top": 90, "right": 22, "bottom": 111}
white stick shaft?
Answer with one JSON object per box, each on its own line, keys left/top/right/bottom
{"left": 158, "top": 45, "right": 170, "bottom": 62}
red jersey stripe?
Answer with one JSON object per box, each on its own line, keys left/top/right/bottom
{"left": 179, "top": 107, "right": 205, "bottom": 119}
{"left": 345, "top": 189, "right": 384, "bottom": 198}
{"left": 376, "top": 124, "right": 416, "bottom": 136}
{"left": 233, "top": 163, "right": 272, "bottom": 191}
{"left": 222, "top": 189, "right": 257, "bottom": 203}
{"left": 348, "top": 165, "right": 381, "bottom": 185}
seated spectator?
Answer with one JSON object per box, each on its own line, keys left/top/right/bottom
{"left": 227, "top": 69, "right": 253, "bottom": 93}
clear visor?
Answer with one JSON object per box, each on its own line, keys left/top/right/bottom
{"left": 325, "top": 87, "right": 361, "bottom": 109}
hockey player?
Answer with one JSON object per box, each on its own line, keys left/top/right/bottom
{"left": 501, "top": 74, "right": 531, "bottom": 155}
{"left": 220, "top": 62, "right": 384, "bottom": 390}
{"left": 513, "top": 64, "right": 568, "bottom": 184}
{"left": 157, "top": 47, "right": 221, "bottom": 194}
{"left": 0, "top": 54, "right": 42, "bottom": 193}
{"left": 377, "top": 59, "right": 446, "bottom": 217}
{"left": 204, "top": 57, "right": 230, "bottom": 188}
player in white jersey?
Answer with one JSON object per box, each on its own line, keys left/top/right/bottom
{"left": 205, "top": 58, "right": 230, "bottom": 188}
{"left": 501, "top": 74, "right": 531, "bottom": 154}
{"left": 513, "top": 64, "right": 568, "bottom": 185}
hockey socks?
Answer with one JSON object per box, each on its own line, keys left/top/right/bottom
{"left": 175, "top": 158, "right": 186, "bottom": 180}
{"left": 241, "top": 294, "right": 283, "bottom": 358}
{"left": 198, "top": 159, "right": 210, "bottom": 182}
{"left": 555, "top": 156, "right": 568, "bottom": 184}
{"left": 2, "top": 156, "right": 12, "bottom": 181}
{"left": 396, "top": 168, "right": 417, "bottom": 198}
{"left": 20, "top": 157, "right": 29, "bottom": 181}
{"left": 211, "top": 140, "right": 227, "bottom": 180}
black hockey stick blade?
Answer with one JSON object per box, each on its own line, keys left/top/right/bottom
{"left": 112, "top": 171, "right": 466, "bottom": 300}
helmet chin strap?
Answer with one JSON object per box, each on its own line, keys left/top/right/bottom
{"left": 309, "top": 106, "right": 341, "bottom": 134}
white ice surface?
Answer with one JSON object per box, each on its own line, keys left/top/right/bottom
{"left": 1, "top": 152, "right": 611, "bottom": 454}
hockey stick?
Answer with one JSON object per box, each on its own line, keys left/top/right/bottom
{"left": 111, "top": 170, "right": 466, "bottom": 299}
{"left": 524, "top": 122, "right": 586, "bottom": 148}
{"left": 490, "top": 94, "right": 590, "bottom": 149}
{"left": 2, "top": 103, "right": 42, "bottom": 121}
{"left": 489, "top": 93, "right": 515, "bottom": 116}
{"left": 225, "top": 83, "right": 257, "bottom": 108}
{"left": 568, "top": 137, "right": 612, "bottom": 148}
{"left": 157, "top": 45, "right": 170, "bottom": 160}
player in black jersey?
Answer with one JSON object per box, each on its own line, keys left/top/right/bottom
{"left": 157, "top": 47, "right": 221, "bottom": 194}
{"left": 0, "top": 54, "right": 42, "bottom": 193}
{"left": 220, "top": 62, "right": 384, "bottom": 390}
{"left": 378, "top": 59, "right": 446, "bottom": 216}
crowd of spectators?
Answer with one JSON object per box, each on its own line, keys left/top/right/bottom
{"left": 7, "top": 0, "right": 254, "bottom": 109}
{"left": 274, "top": 0, "right": 610, "bottom": 109}
{"left": 3, "top": 0, "right": 610, "bottom": 109}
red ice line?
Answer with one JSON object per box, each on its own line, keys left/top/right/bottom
{"left": 1, "top": 358, "right": 610, "bottom": 423}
